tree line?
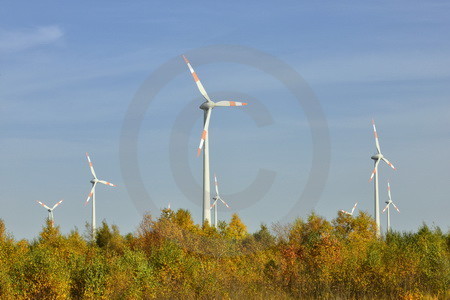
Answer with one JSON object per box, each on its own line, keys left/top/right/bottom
{"left": 0, "top": 209, "right": 448, "bottom": 299}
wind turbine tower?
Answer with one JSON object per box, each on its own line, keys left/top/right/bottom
{"left": 36, "top": 200, "right": 63, "bottom": 227}
{"left": 85, "top": 153, "right": 116, "bottom": 239}
{"left": 369, "top": 119, "right": 396, "bottom": 237}
{"left": 210, "top": 174, "right": 230, "bottom": 228}
{"left": 183, "top": 55, "right": 247, "bottom": 225}
{"left": 382, "top": 182, "right": 400, "bottom": 233}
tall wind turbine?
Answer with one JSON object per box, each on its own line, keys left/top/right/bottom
{"left": 85, "top": 152, "right": 116, "bottom": 239}
{"left": 210, "top": 174, "right": 230, "bottom": 228}
{"left": 36, "top": 200, "right": 63, "bottom": 227}
{"left": 369, "top": 119, "right": 396, "bottom": 237}
{"left": 183, "top": 55, "right": 247, "bottom": 225}
{"left": 382, "top": 182, "right": 400, "bottom": 233}
{"left": 340, "top": 202, "right": 358, "bottom": 216}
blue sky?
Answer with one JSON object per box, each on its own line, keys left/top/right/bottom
{"left": 1, "top": 1, "right": 450, "bottom": 239}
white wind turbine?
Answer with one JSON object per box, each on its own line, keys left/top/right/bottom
{"left": 183, "top": 55, "right": 247, "bottom": 225}
{"left": 85, "top": 152, "right": 116, "bottom": 239}
{"left": 340, "top": 202, "right": 358, "bottom": 216}
{"left": 382, "top": 182, "right": 400, "bottom": 233}
{"left": 36, "top": 200, "right": 63, "bottom": 227}
{"left": 369, "top": 119, "right": 396, "bottom": 237}
{"left": 210, "top": 174, "right": 230, "bottom": 228}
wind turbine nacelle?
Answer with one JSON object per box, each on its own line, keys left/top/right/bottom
{"left": 371, "top": 153, "right": 383, "bottom": 160}
{"left": 200, "top": 101, "right": 214, "bottom": 110}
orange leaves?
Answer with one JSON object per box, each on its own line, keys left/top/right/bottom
{"left": 0, "top": 212, "right": 448, "bottom": 298}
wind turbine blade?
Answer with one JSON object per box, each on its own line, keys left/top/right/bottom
{"left": 197, "top": 108, "right": 212, "bottom": 157}
{"left": 340, "top": 209, "right": 351, "bottom": 215}
{"left": 214, "top": 101, "right": 248, "bottom": 107}
{"left": 214, "top": 173, "right": 219, "bottom": 196}
{"left": 86, "top": 153, "right": 97, "bottom": 179}
{"left": 372, "top": 119, "right": 381, "bottom": 154}
{"left": 37, "top": 201, "right": 51, "bottom": 210}
{"left": 182, "top": 55, "right": 212, "bottom": 102}
{"left": 382, "top": 202, "right": 390, "bottom": 213}
{"left": 98, "top": 180, "right": 116, "bottom": 187}
{"left": 369, "top": 159, "right": 381, "bottom": 182}
{"left": 351, "top": 202, "right": 358, "bottom": 214}
{"left": 85, "top": 183, "right": 97, "bottom": 205}
{"left": 210, "top": 199, "right": 218, "bottom": 209}
{"left": 219, "top": 198, "right": 230, "bottom": 208}
{"left": 52, "top": 199, "right": 63, "bottom": 210}
{"left": 391, "top": 202, "right": 400, "bottom": 213}
{"left": 382, "top": 157, "right": 396, "bottom": 170}
{"left": 387, "top": 182, "right": 392, "bottom": 201}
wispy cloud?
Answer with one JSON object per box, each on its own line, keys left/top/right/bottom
{"left": 0, "top": 25, "right": 63, "bottom": 53}
{"left": 296, "top": 51, "right": 450, "bottom": 84}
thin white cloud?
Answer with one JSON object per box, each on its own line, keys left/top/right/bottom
{"left": 294, "top": 51, "right": 450, "bottom": 84}
{"left": 0, "top": 25, "right": 63, "bottom": 53}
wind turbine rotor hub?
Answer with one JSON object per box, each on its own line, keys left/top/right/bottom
{"left": 90, "top": 179, "right": 97, "bottom": 184}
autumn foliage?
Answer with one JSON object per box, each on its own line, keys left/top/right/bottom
{"left": 0, "top": 210, "right": 448, "bottom": 299}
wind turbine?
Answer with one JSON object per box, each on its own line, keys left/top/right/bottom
{"left": 369, "top": 119, "right": 396, "bottom": 237}
{"left": 340, "top": 202, "right": 358, "bottom": 216}
{"left": 382, "top": 182, "right": 400, "bottom": 233}
{"left": 210, "top": 174, "right": 230, "bottom": 228}
{"left": 85, "top": 152, "right": 116, "bottom": 239}
{"left": 36, "top": 200, "right": 63, "bottom": 227}
{"left": 182, "top": 55, "right": 247, "bottom": 225}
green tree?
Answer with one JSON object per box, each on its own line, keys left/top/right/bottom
{"left": 95, "top": 221, "right": 125, "bottom": 254}
{"left": 253, "top": 224, "right": 275, "bottom": 248}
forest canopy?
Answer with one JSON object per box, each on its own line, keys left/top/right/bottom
{"left": 0, "top": 209, "right": 448, "bottom": 299}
